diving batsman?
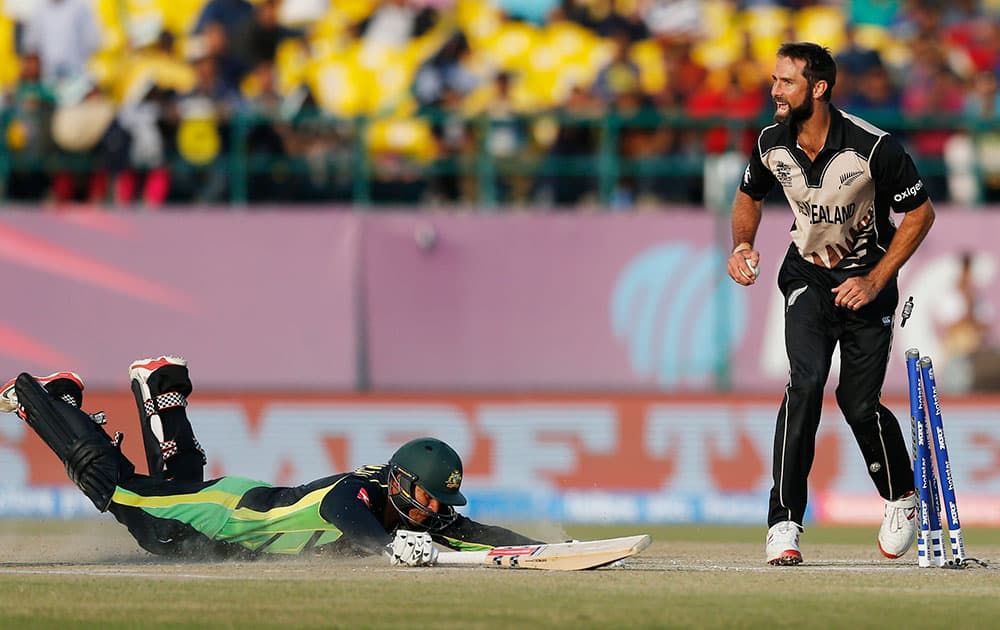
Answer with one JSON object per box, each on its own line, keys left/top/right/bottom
{"left": 0, "top": 357, "right": 541, "bottom": 565}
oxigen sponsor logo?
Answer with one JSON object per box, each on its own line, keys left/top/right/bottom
{"left": 893, "top": 180, "right": 924, "bottom": 203}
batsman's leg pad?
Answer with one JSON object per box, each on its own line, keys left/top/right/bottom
{"left": 64, "top": 432, "right": 124, "bottom": 511}
{"left": 15, "top": 373, "right": 128, "bottom": 511}
{"left": 132, "top": 378, "right": 166, "bottom": 477}
{"left": 130, "top": 358, "right": 204, "bottom": 480}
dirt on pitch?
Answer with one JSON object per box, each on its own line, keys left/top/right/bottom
{"left": 2, "top": 522, "right": 1000, "bottom": 628}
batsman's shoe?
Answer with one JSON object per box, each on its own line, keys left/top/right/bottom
{"left": 0, "top": 371, "right": 84, "bottom": 413}
{"left": 129, "top": 356, "right": 191, "bottom": 404}
{"left": 130, "top": 356, "right": 194, "bottom": 477}
{"left": 129, "top": 355, "right": 192, "bottom": 420}
{"left": 878, "top": 491, "right": 917, "bottom": 559}
{"left": 766, "top": 521, "right": 803, "bottom": 566}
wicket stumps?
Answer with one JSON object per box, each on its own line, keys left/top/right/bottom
{"left": 919, "top": 356, "right": 967, "bottom": 563}
{"left": 905, "top": 350, "right": 942, "bottom": 567}
{"left": 905, "top": 348, "right": 965, "bottom": 567}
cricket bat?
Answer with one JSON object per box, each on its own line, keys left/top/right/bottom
{"left": 434, "top": 534, "right": 652, "bottom": 571}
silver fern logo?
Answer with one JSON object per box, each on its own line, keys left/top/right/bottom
{"left": 610, "top": 244, "right": 747, "bottom": 387}
{"left": 787, "top": 286, "right": 808, "bottom": 308}
{"left": 839, "top": 169, "right": 863, "bottom": 188}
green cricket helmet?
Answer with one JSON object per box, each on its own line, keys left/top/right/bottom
{"left": 388, "top": 437, "right": 466, "bottom": 531}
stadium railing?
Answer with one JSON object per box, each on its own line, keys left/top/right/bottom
{"left": 1, "top": 107, "right": 999, "bottom": 207}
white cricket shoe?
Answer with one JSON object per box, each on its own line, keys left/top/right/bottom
{"left": 766, "top": 521, "right": 803, "bottom": 566}
{"left": 129, "top": 356, "right": 187, "bottom": 402}
{"left": 0, "top": 371, "right": 84, "bottom": 413}
{"left": 0, "top": 377, "right": 19, "bottom": 413}
{"left": 878, "top": 490, "right": 917, "bottom": 559}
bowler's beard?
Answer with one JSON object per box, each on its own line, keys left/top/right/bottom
{"left": 774, "top": 91, "right": 814, "bottom": 129}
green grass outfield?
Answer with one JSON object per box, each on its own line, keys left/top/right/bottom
{"left": 2, "top": 521, "right": 999, "bottom": 628}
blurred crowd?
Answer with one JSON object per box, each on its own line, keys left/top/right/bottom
{"left": 2, "top": 0, "right": 1000, "bottom": 207}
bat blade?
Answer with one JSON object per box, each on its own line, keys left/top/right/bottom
{"left": 435, "top": 534, "right": 652, "bottom": 571}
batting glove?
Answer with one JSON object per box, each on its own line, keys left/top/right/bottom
{"left": 388, "top": 529, "right": 439, "bottom": 567}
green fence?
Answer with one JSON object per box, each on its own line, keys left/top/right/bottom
{"left": 2, "top": 106, "right": 999, "bottom": 207}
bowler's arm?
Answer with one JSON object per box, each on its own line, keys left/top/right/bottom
{"left": 865, "top": 200, "right": 936, "bottom": 293}
{"left": 729, "top": 190, "right": 764, "bottom": 286}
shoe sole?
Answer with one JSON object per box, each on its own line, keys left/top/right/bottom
{"left": 129, "top": 356, "right": 186, "bottom": 401}
{"left": 878, "top": 540, "right": 911, "bottom": 559}
{"left": 767, "top": 551, "right": 803, "bottom": 566}
{"left": 129, "top": 356, "right": 187, "bottom": 379}
{"left": 0, "top": 371, "right": 84, "bottom": 413}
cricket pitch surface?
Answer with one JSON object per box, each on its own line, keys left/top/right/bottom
{"left": 2, "top": 521, "right": 1000, "bottom": 628}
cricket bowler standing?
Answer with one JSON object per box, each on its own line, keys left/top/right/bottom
{"left": 725, "top": 42, "right": 935, "bottom": 565}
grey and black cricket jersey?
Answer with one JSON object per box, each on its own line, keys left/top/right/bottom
{"left": 740, "top": 105, "right": 928, "bottom": 270}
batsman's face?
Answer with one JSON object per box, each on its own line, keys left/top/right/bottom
{"left": 407, "top": 485, "right": 442, "bottom": 525}
{"left": 771, "top": 56, "right": 816, "bottom": 126}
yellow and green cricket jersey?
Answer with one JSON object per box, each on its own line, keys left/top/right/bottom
{"left": 107, "top": 464, "right": 542, "bottom": 558}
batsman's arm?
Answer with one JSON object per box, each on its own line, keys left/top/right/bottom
{"left": 319, "top": 479, "right": 393, "bottom": 555}
{"left": 433, "top": 515, "right": 543, "bottom": 551}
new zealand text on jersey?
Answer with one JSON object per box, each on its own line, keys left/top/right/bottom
{"left": 798, "top": 201, "right": 857, "bottom": 225}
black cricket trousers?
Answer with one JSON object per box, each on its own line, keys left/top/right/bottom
{"left": 768, "top": 258, "right": 914, "bottom": 528}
